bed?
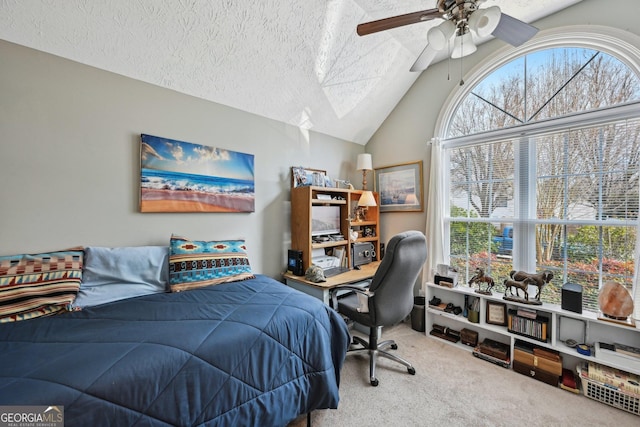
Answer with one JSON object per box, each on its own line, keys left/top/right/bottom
{"left": 0, "top": 243, "right": 350, "bottom": 426}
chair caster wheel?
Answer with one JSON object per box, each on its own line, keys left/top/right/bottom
{"left": 370, "top": 378, "right": 379, "bottom": 386}
{"left": 408, "top": 367, "right": 416, "bottom": 375}
{"left": 390, "top": 344, "right": 398, "bottom": 350}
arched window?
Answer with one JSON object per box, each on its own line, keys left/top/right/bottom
{"left": 439, "top": 27, "right": 640, "bottom": 311}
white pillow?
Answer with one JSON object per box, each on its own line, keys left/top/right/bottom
{"left": 72, "top": 246, "right": 168, "bottom": 308}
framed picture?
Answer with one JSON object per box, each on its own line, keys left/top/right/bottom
{"left": 140, "top": 134, "right": 255, "bottom": 213}
{"left": 486, "top": 301, "right": 507, "bottom": 326}
{"left": 291, "top": 166, "right": 327, "bottom": 188}
{"left": 374, "top": 161, "right": 423, "bottom": 212}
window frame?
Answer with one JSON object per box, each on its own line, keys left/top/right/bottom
{"left": 436, "top": 26, "right": 640, "bottom": 312}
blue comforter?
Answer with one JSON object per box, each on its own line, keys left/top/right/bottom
{"left": 0, "top": 275, "right": 350, "bottom": 426}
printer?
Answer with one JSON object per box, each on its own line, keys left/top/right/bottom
{"left": 311, "top": 248, "right": 341, "bottom": 270}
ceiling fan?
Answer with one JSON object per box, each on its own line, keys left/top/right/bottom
{"left": 357, "top": 0, "right": 539, "bottom": 72}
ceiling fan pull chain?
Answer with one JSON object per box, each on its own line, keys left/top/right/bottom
{"left": 447, "top": 39, "right": 451, "bottom": 81}
{"left": 459, "top": 35, "right": 464, "bottom": 86}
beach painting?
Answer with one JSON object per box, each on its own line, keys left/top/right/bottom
{"left": 140, "top": 134, "right": 255, "bottom": 213}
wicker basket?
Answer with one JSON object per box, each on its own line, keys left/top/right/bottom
{"left": 578, "top": 365, "right": 640, "bottom": 416}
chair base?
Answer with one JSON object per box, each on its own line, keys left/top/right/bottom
{"left": 348, "top": 330, "right": 416, "bottom": 386}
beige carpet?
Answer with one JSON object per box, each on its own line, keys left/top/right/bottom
{"left": 290, "top": 321, "right": 638, "bottom": 427}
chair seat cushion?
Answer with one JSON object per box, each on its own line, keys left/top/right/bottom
{"left": 338, "top": 293, "right": 374, "bottom": 327}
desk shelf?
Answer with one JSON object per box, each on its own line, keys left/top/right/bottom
{"left": 291, "top": 186, "right": 380, "bottom": 272}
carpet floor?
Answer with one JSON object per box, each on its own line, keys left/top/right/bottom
{"left": 290, "top": 320, "right": 638, "bottom": 427}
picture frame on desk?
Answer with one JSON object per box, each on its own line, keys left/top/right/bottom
{"left": 291, "top": 166, "right": 327, "bottom": 188}
{"left": 486, "top": 301, "right": 507, "bottom": 326}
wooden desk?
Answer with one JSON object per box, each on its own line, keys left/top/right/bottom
{"left": 283, "top": 261, "right": 381, "bottom": 305}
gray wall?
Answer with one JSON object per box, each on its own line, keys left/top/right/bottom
{"left": 367, "top": 0, "right": 640, "bottom": 245}
{"left": 0, "top": 40, "right": 363, "bottom": 278}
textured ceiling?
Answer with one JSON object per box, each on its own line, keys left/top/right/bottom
{"left": 0, "top": 0, "right": 582, "bottom": 144}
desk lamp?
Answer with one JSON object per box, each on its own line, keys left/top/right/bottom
{"left": 356, "top": 190, "right": 377, "bottom": 221}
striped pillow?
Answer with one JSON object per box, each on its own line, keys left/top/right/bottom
{"left": 169, "top": 235, "right": 254, "bottom": 292}
{"left": 0, "top": 250, "right": 83, "bottom": 322}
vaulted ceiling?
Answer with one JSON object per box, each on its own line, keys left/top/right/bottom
{"left": 0, "top": 1, "right": 583, "bottom": 144}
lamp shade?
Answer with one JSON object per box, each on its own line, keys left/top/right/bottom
{"left": 451, "top": 32, "right": 477, "bottom": 59}
{"left": 469, "top": 6, "right": 501, "bottom": 38}
{"left": 404, "top": 193, "right": 418, "bottom": 205}
{"left": 357, "top": 191, "right": 377, "bottom": 207}
{"left": 427, "top": 19, "right": 456, "bottom": 51}
{"left": 356, "top": 153, "right": 373, "bottom": 171}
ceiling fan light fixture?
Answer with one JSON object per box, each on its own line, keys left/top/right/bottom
{"left": 469, "top": 5, "right": 501, "bottom": 38}
{"left": 427, "top": 19, "right": 456, "bottom": 51}
{"left": 451, "top": 32, "right": 476, "bottom": 59}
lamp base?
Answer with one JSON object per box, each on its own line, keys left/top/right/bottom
{"left": 356, "top": 206, "right": 368, "bottom": 222}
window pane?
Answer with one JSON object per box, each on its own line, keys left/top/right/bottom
{"left": 449, "top": 221, "right": 514, "bottom": 285}
{"left": 450, "top": 141, "right": 514, "bottom": 219}
{"left": 537, "top": 225, "right": 637, "bottom": 311}
{"left": 446, "top": 117, "right": 639, "bottom": 311}
{"left": 447, "top": 48, "right": 640, "bottom": 139}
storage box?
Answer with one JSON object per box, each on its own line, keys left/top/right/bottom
{"left": 514, "top": 348, "right": 563, "bottom": 376}
{"left": 460, "top": 328, "right": 478, "bottom": 347}
{"left": 513, "top": 341, "right": 562, "bottom": 385}
{"left": 513, "top": 360, "right": 560, "bottom": 387}
{"left": 479, "top": 338, "right": 509, "bottom": 361}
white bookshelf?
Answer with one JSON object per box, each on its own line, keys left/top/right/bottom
{"left": 425, "top": 282, "right": 640, "bottom": 375}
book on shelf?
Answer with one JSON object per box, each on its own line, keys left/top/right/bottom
{"left": 614, "top": 343, "right": 640, "bottom": 359}
{"left": 595, "top": 342, "right": 640, "bottom": 366}
{"left": 516, "top": 307, "right": 538, "bottom": 319}
{"left": 333, "top": 247, "right": 347, "bottom": 268}
{"left": 507, "top": 309, "right": 549, "bottom": 342}
{"left": 472, "top": 347, "right": 510, "bottom": 368}
{"left": 587, "top": 362, "right": 640, "bottom": 396}
{"left": 560, "top": 368, "right": 580, "bottom": 394}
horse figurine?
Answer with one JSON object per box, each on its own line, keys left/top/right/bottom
{"left": 503, "top": 277, "right": 535, "bottom": 301}
{"left": 468, "top": 268, "right": 495, "bottom": 295}
{"left": 503, "top": 270, "right": 553, "bottom": 305}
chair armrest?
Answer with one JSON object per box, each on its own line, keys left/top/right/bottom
{"left": 328, "top": 281, "right": 374, "bottom": 310}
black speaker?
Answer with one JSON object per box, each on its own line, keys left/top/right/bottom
{"left": 379, "top": 243, "right": 385, "bottom": 260}
{"left": 287, "top": 250, "right": 304, "bottom": 276}
{"left": 561, "top": 282, "right": 583, "bottom": 314}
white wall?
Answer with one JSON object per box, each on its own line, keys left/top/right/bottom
{"left": 366, "top": 0, "right": 640, "bottom": 245}
{"left": 0, "top": 40, "right": 364, "bottom": 278}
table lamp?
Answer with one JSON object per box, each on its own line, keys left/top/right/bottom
{"left": 356, "top": 190, "right": 377, "bottom": 221}
{"left": 356, "top": 153, "right": 373, "bottom": 190}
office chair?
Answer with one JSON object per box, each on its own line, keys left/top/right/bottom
{"left": 330, "top": 230, "right": 427, "bottom": 386}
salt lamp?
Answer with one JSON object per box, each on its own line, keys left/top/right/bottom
{"left": 598, "top": 281, "right": 634, "bottom": 319}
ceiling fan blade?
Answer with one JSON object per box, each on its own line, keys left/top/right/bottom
{"left": 491, "top": 13, "right": 539, "bottom": 47}
{"left": 410, "top": 44, "right": 438, "bottom": 72}
{"left": 357, "top": 8, "right": 441, "bottom": 36}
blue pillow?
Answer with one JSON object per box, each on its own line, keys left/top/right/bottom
{"left": 169, "top": 235, "right": 254, "bottom": 292}
{"left": 72, "top": 246, "right": 168, "bottom": 308}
